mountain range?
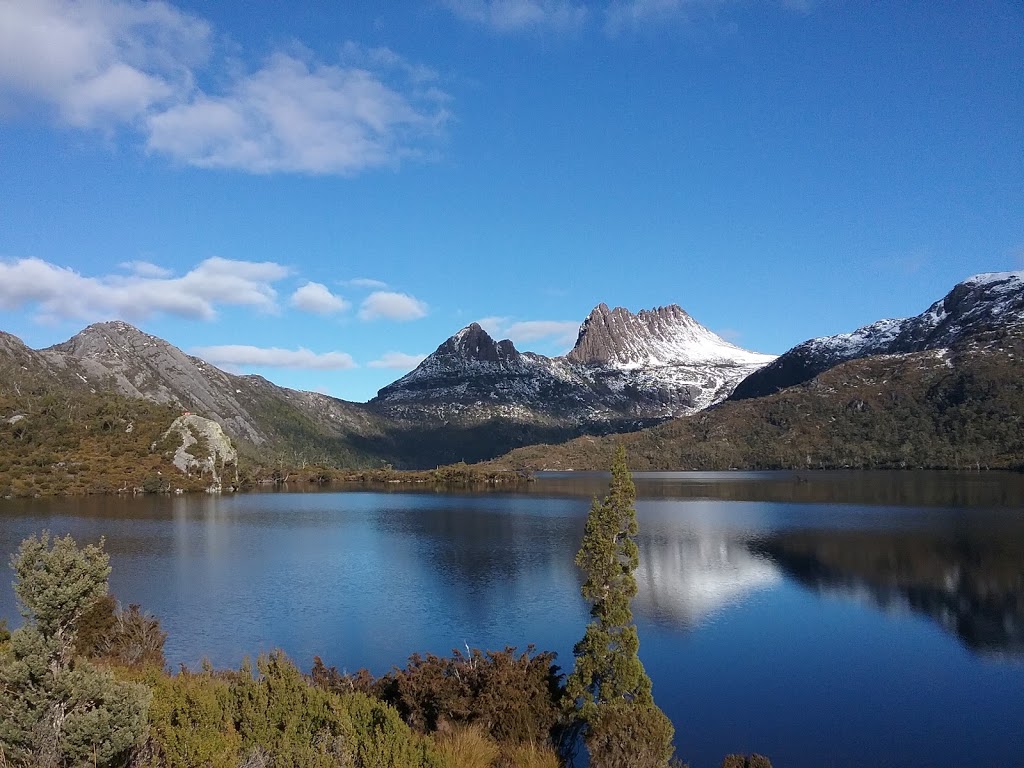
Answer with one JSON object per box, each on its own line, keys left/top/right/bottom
{"left": 491, "top": 271, "right": 1024, "bottom": 472}
{"left": 0, "top": 302, "right": 775, "bottom": 469}
{"left": 2, "top": 270, "right": 1022, "bottom": 481}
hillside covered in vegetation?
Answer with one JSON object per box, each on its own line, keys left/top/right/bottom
{"left": 485, "top": 332, "right": 1024, "bottom": 472}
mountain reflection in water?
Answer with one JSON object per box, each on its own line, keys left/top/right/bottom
{"left": 634, "top": 529, "right": 780, "bottom": 627}
{"left": 532, "top": 469, "right": 1024, "bottom": 508}
{"left": 757, "top": 529, "right": 1024, "bottom": 656}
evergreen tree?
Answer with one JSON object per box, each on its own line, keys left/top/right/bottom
{"left": 564, "top": 446, "right": 674, "bottom": 768}
{"left": 0, "top": 532, "right": 150, "bottom": 767}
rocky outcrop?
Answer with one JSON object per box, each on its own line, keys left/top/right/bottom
{"left": 731, "top": 271, "right": 1024, "bottom": 401}
{"left": 156, "top": 414, "right": 238, "bottom": 492}
{"left": 567, "top": 303, "right": 772, "bottom": 367}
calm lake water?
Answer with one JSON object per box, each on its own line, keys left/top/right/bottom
{"left": 2, "top": 470, "right": 1023, "bottom": 768}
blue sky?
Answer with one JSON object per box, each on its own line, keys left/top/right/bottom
{"left": 0, "top": 0, "right": 1021, "bottom": 402}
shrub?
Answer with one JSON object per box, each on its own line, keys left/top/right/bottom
{"left": 376, "top": 646, "right": 563, "bottom": 746}
{"left": 501, "top": 741, "right": 561, "bottom": 768}
{"left": 140, "top": 668, "right": 241, "bottom": 768}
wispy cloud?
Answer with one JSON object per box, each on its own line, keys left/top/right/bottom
{"left": 191, "top": 344, "right": 356, "bottom": 370}
{"left": 0, "top": 1, "right": 450, "bottom": 176}
{"left": 476, "top": 316, "right": 580, "bottom": 349}
{"left": 345, "top": 277, "right": 389, "bottom": 290}
{"left": 367, "top": 351, "right": 428, "bottom": 369}
{"left": 358, "top": 291, "right": 428, "bottom": 321}
{"left": 119, "top": 260, "right": 173, "bottom": 278}
{"left": 290, "top": 282, "right": 350, "bottom": 315}
{"left": 0, "top": 256, "right": 287, "bottom": 322}
{"left": 716, "top": 327, "right": 742, "bottom": 342}
{"left": 605, "top": 0, "right": 725, "bottom": 34}
{"left": 441, "top": 0, "right": 588, "bottom": 32}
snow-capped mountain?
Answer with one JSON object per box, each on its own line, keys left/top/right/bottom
{"left": 731, "top": 270, "right": 1024, "bottom": 401}
{"left": 370, "top": 303, "right": 776, "bottom": 426}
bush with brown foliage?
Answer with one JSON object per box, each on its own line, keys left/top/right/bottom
{"left": 75, "top": 595, "right": 167, "bottom": 669}
{"left": 313, "top": 646, "right": 563, "bottom": 748}
{"left": 721, "top": 755, "right": 772, "bottom": 768}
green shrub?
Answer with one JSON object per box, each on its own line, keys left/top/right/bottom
{"left": 141, "top": 668, "right": 241, "bottom": 768}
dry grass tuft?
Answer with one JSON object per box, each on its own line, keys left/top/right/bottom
{"left": 434, "top": 724, "right": 500, "bottom": 768}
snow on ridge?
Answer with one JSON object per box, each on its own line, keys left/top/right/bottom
{"left": 962, "top": 270, "right": 1024, "bottom": 289}
{"left": 807, "top": 317, "right": 908, "bottom": 357}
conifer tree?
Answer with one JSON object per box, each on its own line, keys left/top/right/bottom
{"left": 0, "top": 532, "right": 150, "bottom": 767}
{"left": 564, "top": 446, "right": 674, "bottom": 768}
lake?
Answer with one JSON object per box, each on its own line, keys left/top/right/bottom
{"left": 2, "top": 470, "right": 1023, "bottom": 768}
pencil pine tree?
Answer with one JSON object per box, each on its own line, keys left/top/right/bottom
{"left": 564, "top": 446, "right": 674, "bottom": 768}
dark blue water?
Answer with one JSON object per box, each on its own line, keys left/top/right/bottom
{"left": 2, "top": 471, "right": 1023, "bottom": 768}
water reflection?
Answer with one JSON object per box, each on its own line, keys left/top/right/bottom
{"left": 532, "top": 470, "right": 1024, "bottom": 508}
{"left": 635, "top": 527, "right": 780, "bottom": 627}
{"left": 757, "top": 529, "right": 1024, "bottom": 655}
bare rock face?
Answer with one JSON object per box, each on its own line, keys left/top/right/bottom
{"left": 731, "top": 270, "right": 1024, "bottom": 401}
{"left": 567, "top": 303, "right": 769, "bottom": 367}
{"left": 156, "top": 414, "right": 238, "bottom": 492}
{"left": 438, "top": 323, "right": 521, "bottom": 366}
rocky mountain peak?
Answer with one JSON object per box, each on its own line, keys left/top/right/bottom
{"left": 49, "top": 320, "right": 163, "bottom": 358}
{"left": 438, "top": 323, "right": 521, "bottom": 365}
{"left": 566, "top": 303, "right": 772, "bottom": 368}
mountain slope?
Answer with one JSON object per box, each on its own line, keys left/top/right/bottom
{"left": 731, "top": 271, "right": 1024, "bottom": 401}
{"left": 26, "top": 322, "right": 391, "bottom": 466}
{"left": 486, "top": 337, "right": 1024, "bottom": 472}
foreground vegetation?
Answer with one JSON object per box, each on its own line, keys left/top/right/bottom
{"left": 0, "top": 453, "right": 771, "bottom": 767}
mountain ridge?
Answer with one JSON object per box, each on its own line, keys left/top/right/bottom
{"left": 2, "top": 301, "right": 774, "bottom": 469}
{"left": 731, "top": 270, "right": 1024, "bottom": 401}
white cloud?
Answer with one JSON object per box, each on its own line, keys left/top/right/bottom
{"left": 0, "top": 256, "right": 287, "bottom": 322}
{"left": 0, "top": 1, "right": 450, "bottom": 176}
{"left": 0, "top": 0, "right": 209, "bottom": 127}
{"left": 442, "top": 0, "right": 588, "bottom": 31}
{"left": 191, "top": 344, "right": 356, "bottom": 370}
{"left": 290, "top": 282, "right": 350, "bottom": 315}
{"left": 345, "top": 277, "right": 389, "bottom": 289}
{"left": 475, "top": 316, "right": 580, "bottom": 349}
{"left": 147, "top": 51, "right": 450, "bottom": 175}
{"left": 119, "top": 260, "right": 173, "bottom": 278}
{"left": 605, "top": 0, "right": 746, "bottom": 34}
{"left": 358, "top": 291, "right": 428, "bottom": 321}
{"left": 505, "top": 320, "right": 580, "bottom": 347}
{"left": 367, "top": 351, "right": 428, "bottom": 369}
{"left": 475, "top": 316, "right": 512, "bottom": 336}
